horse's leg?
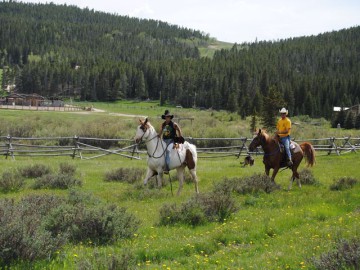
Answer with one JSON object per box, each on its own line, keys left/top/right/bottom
{"left": 289, "top": 155, "right": 302, "bottom": 190}
{"left": 288, "top": 174, "right": 294, "bottom": 190}
{"left": 271, "top": 167, "right": 279, "bottom": 183}
{"left": 294, "top": 165, "right": 301, "bottom": 189}
{"left": 143, "top": 167, "right": 155, "bottom": 185}
{"left": 155, "top": 172, "right": 163, "bottom": 188}
{"left": 265, "top": 165, "right": 270, "bottom": 177}
{"left": 189, "top": 168, "right": 199, "bottom": 194}
{"left": 176, "top": 167, "right": 185, "bottom": 195}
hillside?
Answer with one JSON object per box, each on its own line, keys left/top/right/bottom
{"left": 1, "top": 2, "right": 360, "bottom": 121}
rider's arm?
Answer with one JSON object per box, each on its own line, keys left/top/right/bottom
{"left": 277, "top": 127, "right": 291, "bottom": 135}
{"left": 158, "top": 124, "right": 163, "bottom": 137}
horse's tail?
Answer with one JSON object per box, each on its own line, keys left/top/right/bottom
{"left": 300, "top": 142, "right": 316, "bottom": 167}
{"left": 183, "top": 141, "right": 197, "bottom": 169}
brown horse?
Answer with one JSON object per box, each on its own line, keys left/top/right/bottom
{"left": 248, "top": 129, "right": 316, "bottom": 190}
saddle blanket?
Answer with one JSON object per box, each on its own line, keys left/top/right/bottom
{"left": 290, "top": 141, "right": 301, "bottom": 153}
{"left": 280, "top": 141, "right": 301, "bottom": 153}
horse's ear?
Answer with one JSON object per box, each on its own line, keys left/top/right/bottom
{"left": 144, "top": 118, "right": 148, "bottom": 124}
{"left": 258, "top": 129, "right": 261, "bottom": 135}
{"left": 139, "top": 118, "right": 143, "bottom": 124}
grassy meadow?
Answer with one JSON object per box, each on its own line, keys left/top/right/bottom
{"left": 0, "top": 102, "right": 360, "bottom": 269}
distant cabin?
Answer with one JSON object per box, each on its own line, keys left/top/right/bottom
{"left": 6, "top": 93, "right": 45, "bottom": 106}
{"left": 333, "top": 104, "right": 360, "bottom": 118}
{"left": 4, "top": 93, "right": 64, "bottom": 107}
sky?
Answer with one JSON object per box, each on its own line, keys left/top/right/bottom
{"left": 22, "top": 0, "right": 360, "bottom": 43}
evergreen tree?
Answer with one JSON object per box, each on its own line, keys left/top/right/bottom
{"left": 344, "top": 112, "right": 354, "bottom": 129}
{"left": 355, "top": 113, "right": 360, "bottom": 129}
{"left": 250, "top": 109, "right": 258, "bottom": 133}
{"left": 227, "top": 91, "right": 238, "bottom": 113}
{"left": 261, "top": 85, "right": 285, "bottom": 130}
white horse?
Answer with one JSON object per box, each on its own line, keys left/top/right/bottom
{"left": 134, "top": 118, "right": 199, "bottom": 195}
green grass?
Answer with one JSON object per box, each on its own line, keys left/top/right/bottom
{"left": 198, "top": 40, "right": 241, "bottom": 58}
{"left": 1, "top": 104, "right": 360, "bottom": 269}
{"left": 1, "top": 152, "right": 360, "bottom": 269}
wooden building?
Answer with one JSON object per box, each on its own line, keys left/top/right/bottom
{"left": 5, "top": 93, "right": 45, "bottom": 106}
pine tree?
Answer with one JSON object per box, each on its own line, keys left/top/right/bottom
{"left": 355, "top": 113, "right": 360, "bottom": 129}
{"left": 344, "top": 112, "right": 354, "bottom": 129}
{"left": 250, "top": 109, "right": 257, "bottom": 133}
{"left": 261, "top": 85, "right": 285, "bottom": 131}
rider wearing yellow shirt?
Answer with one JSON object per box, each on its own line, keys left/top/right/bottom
{"left": 276, "top": 108, "right": 293, "bottom": 167}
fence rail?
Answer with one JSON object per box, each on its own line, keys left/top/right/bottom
{"left": 0, "top": 135, "right": 359, "bottom": 160}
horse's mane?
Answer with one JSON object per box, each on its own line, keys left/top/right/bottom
{"left": 258, "top": 129, "right": 278, "bottom": 144}
{"left": 258, "top": 129, "right": 270, "bottom": 139}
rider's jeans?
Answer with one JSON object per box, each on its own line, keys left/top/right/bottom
{"left": 280, "top": 136, "right": 291, "bottom": 160}
{"left": 163, "top": 139, "right": 173, "bottom": 169}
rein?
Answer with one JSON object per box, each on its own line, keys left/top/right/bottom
{"left": 138, "top": 127, "right": 168, "bottom": 159}
{"left": 138, "top": 125, "right": 183, "bottom": 164}
{"left": 263, "top": 146, "right": 280, "bottom": 156}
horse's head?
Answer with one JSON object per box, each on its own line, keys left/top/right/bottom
{"left": 248, "top": 129, "right": 266, "bottom": 151}
{"left": 134, "top": 118, "right": 153, "bottom": 143}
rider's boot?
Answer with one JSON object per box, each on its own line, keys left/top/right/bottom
{"left": 287, "top": 157, "right": 293, "bottom": 167}
{"left": 164, "top": 165, "right": 170, "bottom": 174}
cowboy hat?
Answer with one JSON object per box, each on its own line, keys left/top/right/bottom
{"left": 279, "top": 108, "right": 288, "bottom": 115}
{"left": 161, "top": 110, "right": 174, "bottom": 119}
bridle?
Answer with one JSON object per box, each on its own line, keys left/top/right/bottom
{"left": 250, "top": 133, "right": 280, "bottom": 157}
{"left": 137, "top": 122, "right": 168, "bottom": 159}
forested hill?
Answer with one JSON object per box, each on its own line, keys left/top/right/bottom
{"left": 1, "top": 2, "right": 360, "bottom": 120}
{"left": 0, "top": 1, "right": 205, "bottom": 64}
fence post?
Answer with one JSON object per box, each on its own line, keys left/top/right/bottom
{"left": 327, "top": 137, "right": 340, "bottom": 155}
{"left": 5, "top": 134, "right": 15, "bottom": 160}
{"left": 340, "top": 136, "right": 357, "bottom": 153}
{"left": 72, "top": 135, "right": 82, "bottom": 159}
{"left": 237, "top": 137, "right": 248, "bottom": 158}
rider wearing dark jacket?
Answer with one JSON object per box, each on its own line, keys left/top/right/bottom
{"left": 158, "top": 110, "right": 182, "bottom": 173}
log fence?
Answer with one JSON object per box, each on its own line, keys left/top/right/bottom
{"left": 0, "top": 135, "right": 359, "bottom": 161}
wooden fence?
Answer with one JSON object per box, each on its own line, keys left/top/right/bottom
{"left": 0, "top": 135, "right": 359, "bottom": 161}
{"left": 0, "top": 104, "right": 83, "bottom": 111}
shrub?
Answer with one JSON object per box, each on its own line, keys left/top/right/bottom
{"left": 0, "top": 195, "right": 67, "bottom": 266}
{"left": 214, "top": 174, "right": 280, "bottom": 195}
{"left": 299, "top": 168, "right": 320, "bottom": 185}
{"left": 158, "top": 191, "right": 238, "bottom": 226}
{"left": 75, "top": 249, "right": 135, "bottom": 270}
{"left": 0, "top": 171, "right": 25, "bottom": 193}
{"left": 19, "top": 163, "right": 51, "bottom": 178}
{"left": 178, "top": 199, "right": 208, "bottom": 226}
{"left": 105, "top": 167, "right": 144, "bottom": 184}
{"left": 197, "top": 191, "right": 238, "bottom": 222}
{"left": 158, "top": 203, "right": 181, "bottom": 226}
{"left": 32, "top": 173, "right": 82, "bottom": 189}
{"left": 330, "top": 177, "right": 358, "bottom": 191}
{"left": 0, "top": 193, "right": 140, "bottom": 266}
{"left": 45, "top": 203, "right": 140, "bottom": 245}
{"left": 59, "top": 162, "right": 76, "bottom": 176}
{"left": 311, "top": 238, "right": 360, "bottom": 269}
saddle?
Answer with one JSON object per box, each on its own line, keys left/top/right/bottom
{"left": 174, "top": 136, "right": 185, "bottom": 144}
{"left": 278, "top": 141, "right": 297, "bottom": 154}
{"left": 173, "top": 136, "right": 185, "bottom": 150}
{"left": 277, "top": 141, "right": 300, "bottom": 168}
